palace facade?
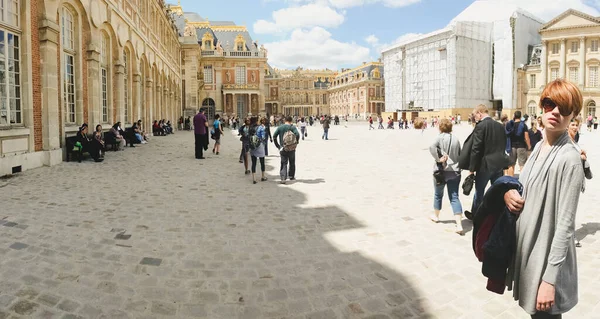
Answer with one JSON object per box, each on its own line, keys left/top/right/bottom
{"left": 0, "top": 0, "right": 182, "bottom": 176}
{"left": 328, "top": 62, "right": 385, "bottom": 117}
{"left": 264, "top": 67, "right": 336, "bottom": 116}
{"left": 519, "top": 9, "right": 600, "bottom": 118}
{"left": 170, "top": 7, "right": 268, "bottom": 120}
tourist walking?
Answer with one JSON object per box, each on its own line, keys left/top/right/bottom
{"left": 568, "top": 117, "right": 593, "bottom": 248}
{"left": 429, "top": 119, "right": 464, "bottom": 234}
{"left": 238, "top": 118, "right": 251, "bottom": 174}
{"left": 273, "top": 116, "right": 300, "bottom": 184}
{"left": 504, "top": 79, "right": 585, "bottom": 318}
{"left": 463, "top": 104, "right": 509, "bottom": 220}
{"left": 299, "top": 117, "right": 307, "bottom": 140}
{"left": 506, "top": 111, "right": 531, "bottom": 176}
{"left": 378, "top": 116, "right": 384, "bottom": 129}
{"left": 211, "top": 114, "right": 223, "bottom": 155}
{"left": 528, "top": 122, "right": 543, "bottom": 154}
{"left": 193, "top": 108, "right": 209, "bottom": 159}
{"left": 249, "top": 117, "right": 268, "bottom": 184}
{"left": 368, "top": 116, "right": 374, "bottom": 130}
{"left": 321, "top": 116, "right": 330, "bottom": 140}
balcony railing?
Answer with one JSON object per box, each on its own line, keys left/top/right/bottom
{"left": 200, "top": 50, "right": 266, "bottom": 58}
{"left": 222, "top": 84, "right": 260, "bottom": 90}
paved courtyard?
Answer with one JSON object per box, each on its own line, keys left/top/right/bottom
{"left": 1, "top": 121, "right": 599, "bottom": 319}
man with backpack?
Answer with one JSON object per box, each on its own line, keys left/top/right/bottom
{"left": 506, "top": 111, "right": 531, "bottom": 176}
{"left": 273, "top": 116, "right": 300, "bottom": 184}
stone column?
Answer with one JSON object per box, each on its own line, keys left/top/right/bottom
{"left": 560, "top": 38, "right": 566, "bottom": 79}
{"left": 164, "top": 88, "right": 169, "bottom": 120}
{"left": 580, "top": 37, "right": 586, "bottom": 87}
{"left": 39, "top": 18, "right": 61, "bottom": 150}
{"left": 86, "top": 44, "right": 101, "bottom": 126}
{"left": 170, "top": 92, "right": 174, "bottom": 124}
{"left": 145, "top": 78, "right": 153, "bottom": 130}
{"left": 155, "top": 84, "right": 160, "bottom": 120}
{"left": 540, "top": 40, "right": 547, "bottom": 86}
{"left": 133, "top": 73, "right": 141, "bottom": 123}
{"left": 115, "top": 59, "right": 125, "bottom": 124}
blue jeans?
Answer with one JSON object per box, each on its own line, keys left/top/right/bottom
{"left": 322, "top": 128, "right": 329, "bottom": 140}
{"left": 471, "top": 170, "right": 503, "bottom": 213}
{"left": 434, "top": 175, "right": 463, "bottom": 214}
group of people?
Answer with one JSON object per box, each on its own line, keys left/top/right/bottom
{"left": 152, "top": 119, "right": 175, "bottom": 136}
{"left": 73, "top": 120, "right": 152, "bottom": 163}
{"left": 429, "top": 79, "right": 590, "bottom": 318}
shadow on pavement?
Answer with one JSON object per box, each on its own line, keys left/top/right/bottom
{"left": 575, "top": 222, "right": 600, "bottom": 242}
{"left": 0, "top": 131, "right": 432, "bottom": 319}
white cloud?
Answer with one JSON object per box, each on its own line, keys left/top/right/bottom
{"left": 312, "top": 0, "right": 422, "bottom": 8}
{"left": 264, "top": 27, "right": 371, "bottom": 69}
{"left": 365, "top": 34, "right": 379, "bottom": 45}
{"left": 253, "top": 3, "right": 345, "bottom": 34}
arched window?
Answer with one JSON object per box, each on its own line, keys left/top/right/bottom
{"left": 123, "top": 49, "right": 130, "bottom": 124}
{"left": 62, "top": 7, "right": 77, "bottom": 124}
{"left": 527, "top": 101, "right": 537, "bottom": 117}
{"left": 100, "top": 32, "right": 110, "bottom": 123}
{"left": 0, "top": 0, "right": 22, "bottom": 126}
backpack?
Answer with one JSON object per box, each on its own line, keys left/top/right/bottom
{"left": 249, "top": 126, "right": 261, "bottom": 150}
{"left": 282, "top": 126, "right": 297, "bottom": 151}
{"left": 511, "top": 121, "right": 525, "bottom": 138}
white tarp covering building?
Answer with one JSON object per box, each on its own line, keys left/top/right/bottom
{"left": 383, "top": 0, "right": 543, "bottom": 113}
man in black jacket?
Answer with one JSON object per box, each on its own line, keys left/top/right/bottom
{"left": 465, "top": 104, "right": 509, "bottom": 220}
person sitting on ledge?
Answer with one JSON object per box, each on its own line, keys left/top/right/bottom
{"left": 110, "top": 122, "right": 126, "bottom": 150}
{"left": 76, "top": 123, "right": 103, "bottom": 162}
{"left": 137, "top": 120, "right": 150, "bottom": 142}
{"left": 153, "top": 120, "right": 165, "bottom": 136}
{"left": 93, "top": 124, "right": 105, "bottom": 158}
{"left": 131, "top": 122, "right": 147, "bottom": 144}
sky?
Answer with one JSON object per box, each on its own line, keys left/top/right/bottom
{"left": 177, "top": 0, "right": 600, "bottom": 70}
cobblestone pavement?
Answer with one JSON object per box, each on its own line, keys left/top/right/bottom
{"left": 1, "top": 122, "right": 599, "bottom": 319}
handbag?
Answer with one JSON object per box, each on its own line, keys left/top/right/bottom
{"left": 433, "top": 135, "right": 452, "bottom": 186}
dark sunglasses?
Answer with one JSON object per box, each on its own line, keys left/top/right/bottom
{"left": 541, "top": 98, "right": 572, "bottom": 116}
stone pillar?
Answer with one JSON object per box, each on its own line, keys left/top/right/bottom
{"left": 164, "top": 88, "right": 169, "bottom": 120}
{"left": 133, "top": 73, "right": 141, "bottom": 123}
{"left": 540, "top": 40, "right": 547, "bottom": 86}
{"left": 155, "top": 84, "right": 161, "bottom": 121}
{"left": 115, "top": 59, "right": 125, "bottom": 124}
{"left": 560, "top": 39, "right": 566, "bottom": 79}
{"left": 579, "top": 37, "right": 586, "bottom": 87}
{"left": 170, "top": 92, "right": 174, "bottom": 124}
{"left": 145, "top": 79, "right": 153, "bottom": 130}
{"left": 39, "top": 18, "right": 61, "bottom": 150}
{"left": 86, "top": 44, "right": 101, "bottom": 126}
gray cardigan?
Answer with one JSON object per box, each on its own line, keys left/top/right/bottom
{"left": 429, "top": 133, "right": 462, "bottom": 173}
{"left": 509, "top": 132, "right": 584, "bottom": 315}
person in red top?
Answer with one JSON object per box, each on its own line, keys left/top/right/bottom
{"left": 193, "top": 108, "right": 209, "bottom": 159}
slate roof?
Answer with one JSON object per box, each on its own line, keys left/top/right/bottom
{"left": 196, "top": 27, "right": 258, "bottom": 52}
{"left": 337, "top": 64, "right": 384, "bottom": 80}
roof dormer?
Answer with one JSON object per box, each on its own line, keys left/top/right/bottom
{"left": 235, "top": 34, "right": 246, "bottom": 51}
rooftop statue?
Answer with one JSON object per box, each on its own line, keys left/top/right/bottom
{"left": 184, "top": 24, "right": 197, "bottom": 37}
{"left": 260, "top": 44, "right": 268, "bottom": 57}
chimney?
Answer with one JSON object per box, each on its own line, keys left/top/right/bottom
{"left": 362, "top": 62, "right": 366, "bottom": 65}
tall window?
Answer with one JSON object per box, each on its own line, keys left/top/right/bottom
{"left": 589, "top": 66, "right": 598, "bottom": 87}
{"left": 123, "top": 50, "right": 129, "bottom": 123}
{"left": 592, "top": 40, "right": 599, "bottom": 52}
{"left": 100, "top": 33, "right": 109, "bottom": 123}
{"left": 203, "top": 65, "right": 213, "bottom": 84}
{"left": 551, "top": 43, "right": 559, "bottom": 54}
{"left": 551, "top": 68, "right": 559, "bottom": 81}
{"left": 569, "top": 67, "right": 579, "bottom": 84}
{"left": 0, "top": 31, "right": 21, "bottom": 125}
{"left": 235, "top": 66, "right": 246, "bottom": 85}
{"left": 0, "top": 0, "right": 19, "bottom": 27}
{"left": 62, "top": 8, "right": 76, "bottom": 124}
{"left": 529, "top": 74, "right": 536, "bottom": 88}
{"left": 571, "top": 41, "right": 579, "bottom": 53}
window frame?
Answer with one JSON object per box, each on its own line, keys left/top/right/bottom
{"left": 61, "top": 8, "right": 77, "bottom": 125}
{"left": 123, "top": 50, "right": 130, "bottom": 124}
{"left": 589, "top": 66, "right": 598, "bottom": 87}
{"left": 551, "top": 43, "right": 559, "bottom": 54}
{"left": 203, "top": 65, "right": 213, "bottom": 84}
{"left": 0, "top": 30, "right": 22, "bottom": 126}
{"left": 571, "top": 41, "right": 578, "bottom": 53}
{"left": 100, "top": 33, "right": 110, "bottom": 123}
{"left": 235, "top": 66, "right": 246, "bottom": 85}
{"left": 569, "top": 67, "right": 579, "bottom": 84}
{"left": 0, "top": 0, "right": 19, "bottom": 28}
{"left": 550, "top": 68, "right": 559, "bottom": 81}
{"left": 592, "top": 40, "right": 599, "bottom": 52}
{"left": 529, "top": 74, "right": 536, "bottom": 88}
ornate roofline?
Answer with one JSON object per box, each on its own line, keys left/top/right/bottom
{"left": 336, "top": 62, "right": 383, "bottom": 78}
{"left": 541, "top": 8, "right": 600, "bottom": 31}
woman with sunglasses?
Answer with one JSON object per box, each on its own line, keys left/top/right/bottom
{"left": 504, "top": 79, "right": 584, "bottom": 318}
